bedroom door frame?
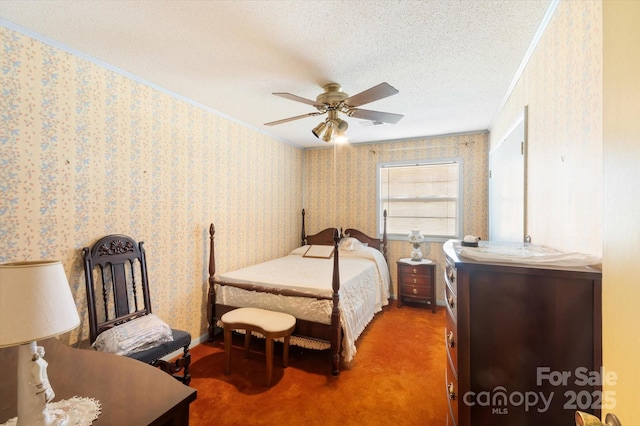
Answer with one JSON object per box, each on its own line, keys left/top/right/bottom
{"left": 489, "top": 106, "right": 528, "bottom": 242}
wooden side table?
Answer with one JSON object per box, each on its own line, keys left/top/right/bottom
{"left": 396, "top": 258, "right": 436, "bottom": 313}
{"left": 0, "top": 337, "right": 197, "bottom": 425}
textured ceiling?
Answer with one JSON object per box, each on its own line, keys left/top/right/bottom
{"left": 0, "top": 0, "right": 553, "bottom": 148}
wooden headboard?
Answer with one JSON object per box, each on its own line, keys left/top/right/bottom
{"left": 300, "top": 209, "right": 388, "bottom": 262}
{"left": 306, "top": 227, "right": 339, "bottom": 246}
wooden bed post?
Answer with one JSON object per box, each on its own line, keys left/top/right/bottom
{"left": 207, "top": 224, "right": 216, "bottom": 341}
{"left": 331, "top": 228, "right": 342, "bottom": 376}
{"left": 301, "top": 209, "right": 306, "bottom": 246}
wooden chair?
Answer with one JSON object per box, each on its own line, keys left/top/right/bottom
{"left": 82, "top": 234, "right": 191, "bottom": 385}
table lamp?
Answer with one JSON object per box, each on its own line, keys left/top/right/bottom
{"left": 408, "top": 229, "right": 424, "bottom": 261}
{"left": 0, "top": 261, "right": 81, "bottom": 426}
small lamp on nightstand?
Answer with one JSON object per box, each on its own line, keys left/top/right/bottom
{"left": 408, "top": 229, "right": 424, "bottom": 261}
{"left": 0, "top": 261, "right": 81, "bottom": 426}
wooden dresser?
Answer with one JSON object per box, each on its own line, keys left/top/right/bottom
{"left": 396, "top": 258, "right": 436, "bottom": 312}
{"left": 443, "top": 240, "right": 602, "bottom": 426}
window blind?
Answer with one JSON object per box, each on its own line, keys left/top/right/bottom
{"left": 378, "top": 160, "right": 462, "bottom": 239}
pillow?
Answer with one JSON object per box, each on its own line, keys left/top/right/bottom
{"left": 92, "top": 314, "right": 173, "bottom": 356}
{"left": 339, "top": 237, "right": 368, "bottom": 251}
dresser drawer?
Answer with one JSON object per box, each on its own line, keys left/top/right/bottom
{"left": 445, "top": 281, "right": 457, "bottom": 321}
{"left": 445, "top": 312, "right": 458, "bottom": 372}
{"left": 445, "top": 357, "right": 459, "bottom": 426}
{"left": 445, "top": 257, "right": 457, "bottom": 295}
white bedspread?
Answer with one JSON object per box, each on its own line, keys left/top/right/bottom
{"left": 216, "top": 245, "right": 390, "bottom": 362}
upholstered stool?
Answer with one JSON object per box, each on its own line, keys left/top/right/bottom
{"left": 221, "top": 307, "right": 296, "bottom": 387}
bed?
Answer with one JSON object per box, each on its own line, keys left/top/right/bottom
{"left": 207, "top": 210, "right": 389, "bottom": 375}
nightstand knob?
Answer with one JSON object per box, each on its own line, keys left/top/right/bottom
{"left": 448, "top": 382, "right": 456, "bottom": 400}
{"left": 448, "top": 295, "right": 455, "bottom": 308}
{"left": 447, "top": 331, "right": 455, "bottom": 348}
{"left": 413, "top": 278, "right": 417, "bottom": 284}
{"left": 412, "top": 288, "right": 418, "bottom": 294}
{"left": 412, "top": 268, "right": 417, "bottom": 274}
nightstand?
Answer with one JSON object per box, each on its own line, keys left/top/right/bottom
{"left": 396, "top": 258, "right": 436, "bottom": 313}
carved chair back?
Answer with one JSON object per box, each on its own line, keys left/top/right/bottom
{"left": 82, "top": 234, "right": 153, "bottom": 344}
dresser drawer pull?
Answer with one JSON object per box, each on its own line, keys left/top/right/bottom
{"left": 448, "top": 295, "right": 455, "bottom": 308}
{"left": 413, "top": 278, "right": 417, "bottom": 284}
{"left": 413, "top": 268, "right": 417, "bottom": 274}
{"left": 412, "top": 288, "right": 418, "bottom": 294}
{"left": 446, "top": 268, "right": 455, "bottom": 283}
{"left": 448, "top": 382, "right": 456, "bottom": 400}
{"left": 447, "top": 331, "right": 455, "bottom": 348}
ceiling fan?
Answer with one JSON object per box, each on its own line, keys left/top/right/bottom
{"left": 264, "top": 82, "right": 403, "bottom": 142}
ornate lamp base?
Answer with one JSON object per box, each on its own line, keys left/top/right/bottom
{"left": 410, "top": 243, "right": 423, "bottom": 262}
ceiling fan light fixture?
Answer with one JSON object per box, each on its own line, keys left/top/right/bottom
{"left": 312, "top": 121, "right": 327, "bottom": 139}
{"left": 321, "top": 122, "right": 336, "bottom": 142}
{"left": 333, "top": 132, "right": 348, "bottom": 144}
{"left": 334, "top": 118, "right": 348, "bottom": 132}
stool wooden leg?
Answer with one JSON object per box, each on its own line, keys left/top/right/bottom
{"left": 265, "top": 337, "right": 274, "bottom": 387}
{"left": 283, "top": 335, "right": 291, "bottom": 368}
{"left": 244, "top": 330, "right": 251, "bottom": 358}
{"left": 224, "top": 326, "right": 232, "bottom": 375}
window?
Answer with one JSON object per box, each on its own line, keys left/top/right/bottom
{"left": 378, "top": 159, "right": 462, "bottom": 241}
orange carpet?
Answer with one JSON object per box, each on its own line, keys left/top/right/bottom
{"left": 188, "top": 301, "right": 447, "bottom": 425}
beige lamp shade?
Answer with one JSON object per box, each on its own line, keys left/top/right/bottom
{"left": 0, "top": 260, "right": 80, "bottom": 347}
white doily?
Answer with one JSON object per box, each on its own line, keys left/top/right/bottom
{"left": 2, "top": 396, "right": 101, "bottom": 426}
{"left": 453, "top": 240, "right": 601, "bottom": 267}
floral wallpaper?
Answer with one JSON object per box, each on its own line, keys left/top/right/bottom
{"left": 0, "top": 26, "right": 304, "bottom": 346}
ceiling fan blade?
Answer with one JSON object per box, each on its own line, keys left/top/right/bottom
{"left": 264, "top": 112, "right": 324, "bottom": 126}
{"left": 347, "top": 108, "right": 403, "bottom": 124}
{"left": 273, "top": 92, "right": 326, "bottom": 108}
{"left": 343, "top": 82, "right": 399, "bottom": 108}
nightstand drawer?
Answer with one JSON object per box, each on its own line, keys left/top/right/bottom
{"left": 399, "top": 283, "right": 431, "bottom": 298}
{"left": 399, "top": 274, "right": 431, "bottom": 287}
{"left": 398, "top": 262, "right": 433, "bottom": 277}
